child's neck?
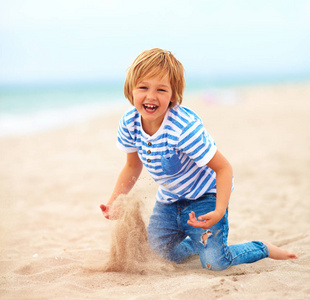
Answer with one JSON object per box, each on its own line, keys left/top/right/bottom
{"left": 141, "top": 119, "right": 162, "bottom": 136}
{"left": 140, "top": 108, "right": 170, "bottom": 136}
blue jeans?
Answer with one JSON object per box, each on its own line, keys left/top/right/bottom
{"left": 147, "top": 193, "right": 269, "bottom": 271}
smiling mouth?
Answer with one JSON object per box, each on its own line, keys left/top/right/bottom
{"left": 143, "top": 104, "right": 158, "bottom": 112}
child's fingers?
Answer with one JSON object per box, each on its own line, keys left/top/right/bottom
{"left": 188, "top": 211, "right": 196, "bottom": 221}
{"left": 100, "top": 204, "right": 111, "bottom": 219}
{"left": 187, "top": 219, "right": 207, "bottom": 228}
{"left": 100, "top": 204, "right": 107, "bottom": 212}
{"left": 198, "top": 212, "right": 212, "bottom": 221}
{"left": 187, "top": 211, "right": 211, "bottom": 228}
{"left": 187, "top": 212, "right": 196, "bottom": 226}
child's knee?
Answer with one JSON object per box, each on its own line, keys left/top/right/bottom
{"left": 199, "top": 249, "right": 231, "bottom": 271}
{"left": 201, "top": 257, "right": 230, "bottom": 271}
{"left": 204, "top": 260, "right": 230, "bottom": 271}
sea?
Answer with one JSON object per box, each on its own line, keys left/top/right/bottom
{"left": 0, "top": 81, "right": 126, "bottom": 137}
{"left": 0, "top": 74, "right": 309, "bottom": 138}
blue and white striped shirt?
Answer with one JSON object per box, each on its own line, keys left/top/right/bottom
{"left": 117, "top": 105, "right": 218, "bottom": 203}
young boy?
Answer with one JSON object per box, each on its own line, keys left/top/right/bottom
{"left": 100, "top": 48, "right": 297, "bottom": 270}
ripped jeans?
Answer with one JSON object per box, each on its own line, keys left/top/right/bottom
{"left": 147, "top": 193, "right": 269, "bottom": 271}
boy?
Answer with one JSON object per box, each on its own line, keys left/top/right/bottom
{"left": 100, "top": 48, "right": 297, "bottom": 270}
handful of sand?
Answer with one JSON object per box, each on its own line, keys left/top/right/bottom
{"left": 102, "top": 194, "right": 176, "bottom": 274}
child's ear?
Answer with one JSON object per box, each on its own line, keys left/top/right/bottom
{"left": 169, "top": 98, "right": 177, "bottom": 107}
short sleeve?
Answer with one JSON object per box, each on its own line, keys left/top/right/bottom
{"left": 116, "top": 112, "right": 138, "bottom": 153}
{"left": 178, "top": 120, "right": 217, "bottom": 167}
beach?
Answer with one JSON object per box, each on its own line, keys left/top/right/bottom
{"left": 1, "top": 82, "right": 310, "bottom": 299}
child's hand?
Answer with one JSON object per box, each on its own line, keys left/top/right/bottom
{"left": 187, "top": 210, "right": 223, "bottom": 229}
{"left": 100, "top": 204, "right": 111, "bottom": 219}
{"left": 100, "top": 204, "right": 121, "bottom": 220}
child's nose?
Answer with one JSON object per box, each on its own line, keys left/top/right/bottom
{"left": 147, "top": 89, "right": 156, "bottom": 100}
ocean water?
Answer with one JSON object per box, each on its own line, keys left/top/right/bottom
{"left": 0, "top": 75, "right": 308, "bottom": 137}
{"left": 0, "top": 81, "right": 127, "bottom": 137}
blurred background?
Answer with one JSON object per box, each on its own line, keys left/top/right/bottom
{"left": 1, "top": 0, "right": 310, "bottom": 136}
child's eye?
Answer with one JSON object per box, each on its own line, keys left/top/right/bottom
{"left": 158, "top": 89, "right": 166, "bottom": 92}
{"left": 139, "top": 86, "right": 147, "bottom": 90}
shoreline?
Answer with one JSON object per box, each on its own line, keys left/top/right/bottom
{"left": 1, "top": 80, "right": 309, "bottom": 139}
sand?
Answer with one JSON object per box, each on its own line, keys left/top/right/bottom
{"left": 1, "top": 82, "right": 310, "bottom": 299}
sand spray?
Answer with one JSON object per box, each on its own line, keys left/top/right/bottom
{"left": 101, "top": 193, "right": 176, "bottom": 274}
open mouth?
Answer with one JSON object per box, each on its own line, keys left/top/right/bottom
{"left": 143, "top": 104, "right": 158, "bottom": 113}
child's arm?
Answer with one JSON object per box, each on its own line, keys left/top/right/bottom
{"left": 100, "top": 151, "right": 143, "bottom": 219}
{"left": 187, "top": 150, "right": 233, "bottom": 229}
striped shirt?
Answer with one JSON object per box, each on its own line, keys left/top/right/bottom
{"left": 117, "top": 105, "right": 218, "bottom": 203}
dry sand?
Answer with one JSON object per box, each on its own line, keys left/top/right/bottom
{"left": 1, "top": 82, "right": 310, "bottom": 299}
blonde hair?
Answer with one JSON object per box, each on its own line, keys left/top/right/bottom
{"left": 124, "top": 48, "right": 185, "bottom": 107}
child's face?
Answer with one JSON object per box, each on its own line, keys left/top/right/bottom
{"left": 132, "top": 75, "right": 174, "bottom": 133}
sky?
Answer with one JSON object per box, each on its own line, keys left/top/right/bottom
{"left": 0, "top": 0, "right": 310, "bottom": 85}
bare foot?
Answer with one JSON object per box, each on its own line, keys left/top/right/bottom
{"left": 262, "top": 241, "right": 298, "bottom": 260}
